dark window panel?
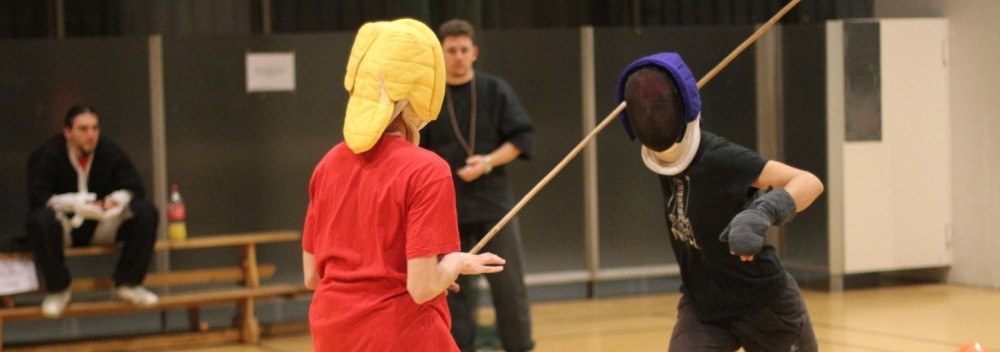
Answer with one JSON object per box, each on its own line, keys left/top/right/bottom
{"left": 717, "top": 0, "right": 734, "bottom": 25}
{"left": 2, "top": 0, "right": 876, "bottom": 37}
{"left": 64, "top": 0, "right": 120, "bottom": 37}
{"left": 1, "top": 0, "right": 52, "bottom": 38}
{"left": 732, "top": 0, "right": 750, "bottom": 25}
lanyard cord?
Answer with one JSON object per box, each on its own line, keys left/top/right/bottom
{"left": 446, "top": 75, "right": 477, "bottom": 157}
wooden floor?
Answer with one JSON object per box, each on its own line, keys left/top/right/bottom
{"left": 175, "top": 283, "right": 998, "bottom": 352}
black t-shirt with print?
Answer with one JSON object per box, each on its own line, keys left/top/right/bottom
{"left": 659, "top": 130, "right": 785, "bottom": 322}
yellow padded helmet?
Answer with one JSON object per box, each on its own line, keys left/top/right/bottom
{"left": 343, "top": 18, "right": 446, "bottom": 154}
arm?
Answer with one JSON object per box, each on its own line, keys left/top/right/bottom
{"left": 457, "top": 78, "right": 533, "bottom": 183}
{"left": 89, "top": 141, "right": 143, "bottom": 215}
{"left": 457, "top": 142, "right": 522, "bottom": 182}
{"left": 27, "top": 147, "right": 59, "bottom": 210}
{"left": 302, "top": 250, "right": 318, "bottom": 290}
{"left": 751, "top": 160, "right": 824, "bottom": 212}
{"left": 722, "top": 160, "right": 824, "bottom": 261}
{"left": 406, "top": 252, "right": 505, "bottom": 304}
{"left": 108, "top": 142, "right": 147, "bottom": 199}
{"left": 26, "top": 147, "right": 102, "bottom": 224}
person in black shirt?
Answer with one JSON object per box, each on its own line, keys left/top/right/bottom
{"left": 27, "top": 104, "right": 160, "bottom": 318}
{"left": 420, "top": 19, "right": 535, "bottom": 352}
{"left": 616, "top": 53, "right": 824, "bottom": 351}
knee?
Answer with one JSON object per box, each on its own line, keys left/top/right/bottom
{"left": 26, "top": 208, "right": 58, "bottom": 233}
{"left": 26, "top": 208, "right": 62, "bottom": 250}
{"left": 129, "top": 199, "right": 159, "bottom": 225}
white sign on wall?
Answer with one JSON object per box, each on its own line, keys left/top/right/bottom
{"left": 246, "top": 52, "right": 296, "bottom": 92}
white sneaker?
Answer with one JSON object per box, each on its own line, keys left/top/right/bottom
{"left": 41, "top": 290, "right": 72, "bottom": 319}
{"left": 115, "top": 285, "right": 159, "bottom": 307}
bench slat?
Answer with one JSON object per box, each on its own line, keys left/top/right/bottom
{"left": 0, "top": 284, "right": 310, "bottom": 320}
{"left": 164, "top": 231, "right": 300, "bottom": 249}
{"left": 66, "top": 265, "right": 278, "bottom": 292}
{"left": 1, "top": 230, "right": 300, "bottom": 259}
{"left": 0, "top": 253, "right": 31, "bottom": 260}
{"left": 4, "top": 328, "right": 243, "bottom": 352}
{"left": 56, "top": 230, "right": 301, "bottom": 257}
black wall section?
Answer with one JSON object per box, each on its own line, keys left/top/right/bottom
{"left": 593, "top": 26, "right": 759, "bottom": 268}
{"left": 161, "top": 33, "right": 348, "bottom": 273}
{"left": 2, "top": 0, "right": 875, "bottom": 38}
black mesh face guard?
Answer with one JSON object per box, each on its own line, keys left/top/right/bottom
{"left": 624, "top": 67, "right": 686, "bottom": 152}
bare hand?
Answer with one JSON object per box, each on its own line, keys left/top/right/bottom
{"left": 452, "top": 252, "right": 505, "bottom": 275}
{"left": 456, "top": 155, "right": 491, "bottom": 183}
{"left": 731, "top": 251, "right": 755, "bottom": 262}
{"left": 101, "top": 199, "right": 119, "bottom": 210}
{"left": 448, "top": 282, "right": 461, "bottom": 293}
{"left": 456, "top": 166, "right": 479, "bottom": 182}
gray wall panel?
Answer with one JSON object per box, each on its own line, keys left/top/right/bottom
{"left": 780, "top": 24, "right": 830, "bottom": 277}
{"left": 161, "top": 33, "right": 348, "bottom": 274}
{"left": 0, "top": 38, "right": 152, "bottom": 252}
{"left": 477, "top": 29, "right": 586, "bottom": 273}
{"left": 593, "top": 26, "right": 759, "bottom": 268}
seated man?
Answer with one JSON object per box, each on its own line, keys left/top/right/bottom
{"left": 27, "top": 104, "right": 159, "bottom": 318}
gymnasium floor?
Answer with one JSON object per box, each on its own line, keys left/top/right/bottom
{"left": 176, "top": 283, "right": 998, "bottom": 352}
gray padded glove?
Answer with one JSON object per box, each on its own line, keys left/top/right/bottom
{"left": 719, "top": 188, "right": 797, "bottom": 256}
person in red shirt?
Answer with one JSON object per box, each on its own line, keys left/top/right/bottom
{"left": 301, "top": 19, "right": 505, "bottom": 351}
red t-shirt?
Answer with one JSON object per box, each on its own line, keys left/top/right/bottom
{"left": 303, "top": 135, "right": 461, "bottom": 351}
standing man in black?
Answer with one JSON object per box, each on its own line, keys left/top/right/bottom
{"left": 27, "top": 104, "right": 160, "bottom": 318}
{"left": 421, "top": 19, "right": 536, "bottom": 352}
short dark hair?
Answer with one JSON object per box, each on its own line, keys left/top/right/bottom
{"left": 64, "top": 104, "right": 98, "bottom": 128}
{"left": 437, "top": 19, "right": 475, "bottom": 41}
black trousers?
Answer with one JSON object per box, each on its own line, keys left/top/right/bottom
{"left": 449, "top": 218, "right": 535, "bottom": 352}
{"left": 669, "top": 274, "right": 818, "bottom": 352}
{"left": 26, "top": 199, "right": 159, "bottom": 292}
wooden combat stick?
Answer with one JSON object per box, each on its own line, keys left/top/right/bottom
{"left": 469, "top": 0, "right": 802, "bottom": 254}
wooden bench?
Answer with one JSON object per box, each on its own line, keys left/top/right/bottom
{"left": 0, "top": 230, "right": 311, "bottom": 352}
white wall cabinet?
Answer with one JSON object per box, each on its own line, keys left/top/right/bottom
{"left": 827, "top": 18, "right": 952, "bottom": 274}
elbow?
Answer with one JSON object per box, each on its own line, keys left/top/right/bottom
{"left": 406, "top": 282, "right": 438, "bottom": 304}
{"left": 303, "top": 265, "right": 318, "bottom": 290}
{"left": 409, "top": 293, "right": 434, "bottom": 305}
{"left": 797, "top": 171, "right": 825, "bottom": 211}
{"left": 809, "top": 171, "right": 825, "bottom": 196}
{"left": 302, "top": 251, "right": 318, "bottom": 290}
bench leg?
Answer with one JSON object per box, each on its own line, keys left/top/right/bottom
{"left": 234, "top": 298, "right": 260, "bottom": 343}
{"left": 236, "top": 243, "right": 261, "bottom": 343}
{"left": 1, "top": 316, "right": 5, "bottom": 352}
{"left": 240, "top": 244, "right": 260, "bottom": 288}
{"left": 187, "top": 306, "right": 207, "bottom": 332}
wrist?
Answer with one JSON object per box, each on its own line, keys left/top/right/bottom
{"left": 754, "top": 189, "right": 797, "bottom": 224}
{"left": 482, "top": 155, "right": 493, "bottom": 174}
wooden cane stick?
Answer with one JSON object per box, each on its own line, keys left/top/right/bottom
{"left": 697, "top": 0, "right": 801, "bottom": 89}
{"left": 469, "top": 0, "right": 802, "bottom": 254}
{"left": 470, "top": 102, "right": 626, "bottom": 254}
